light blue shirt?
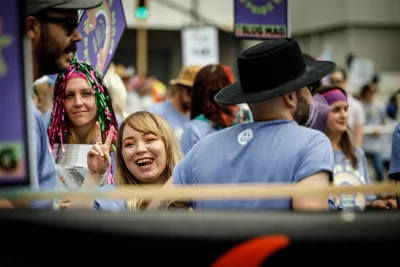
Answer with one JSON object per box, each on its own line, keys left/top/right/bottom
{"left": 180, "top": 119, "right": 217, "bottom": 155}
{"left": 41, "top": 109, "right": 51, "bottom": 128}
{"left": 389, "top": 124, "right": 400, "bottom": 179}
{"left": 173, "top": 120, "right": 334, "bottom": 211}
{"left": 30, "top": 101, "right": 56, "bottom": 209}
{"left": 92, "top": 184, "right": 127, "bottom": 211}
{"left": 147, "top": 100, "right": 189, "bottom": 140}
{"left": 332, "top": 147, "right": 376, "bottom": 211}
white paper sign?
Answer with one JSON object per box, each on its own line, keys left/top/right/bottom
{"left": 181, "top": 26, "right": 219, "bottom": 66}
{"left": 53, "top": 144, "right": 92, "bottom": 192}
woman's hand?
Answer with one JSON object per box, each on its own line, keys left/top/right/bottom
{"left": 59, "top": 198, "right": 70, "bottom": 210}
{"left": 0, "top": 198, "right": 13, "bottom": 209}
{"left": 371, "top": 198, "right": 398, "bottom": 210}
{"left": 87, "top": 122, "right": 115, "bottom": 176}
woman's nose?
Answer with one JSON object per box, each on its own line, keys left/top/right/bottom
{"left": 135, "top": 141, "right": 147, "bottom": 154}
{"left": 74, "top": 96, "right": 83, "bottom": 107}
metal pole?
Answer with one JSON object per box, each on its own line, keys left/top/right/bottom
{"left": 136, "top": 21, "right": 148, "bottom": 77}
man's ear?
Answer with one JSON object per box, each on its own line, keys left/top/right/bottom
{"left": 282, "top": 92, "right": 297, "bottom": 108}
{"left": 25, "top": 16, "right": 39, "bottom": 40}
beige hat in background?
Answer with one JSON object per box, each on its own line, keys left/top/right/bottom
{"left": 115, "top": 64, "right": 130, "bottom": 79}
{"left": 169, "top": 65, "right": 203, "bottom": 87}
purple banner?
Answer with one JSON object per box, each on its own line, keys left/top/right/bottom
{"left": 0, "top": 0, "right": 27, "bottom": 181}
{"left": 234, "top": 0, "right": 289, "bottom": 39}
{"left": 76, "top": 0, "right": 126, "bottom": 75}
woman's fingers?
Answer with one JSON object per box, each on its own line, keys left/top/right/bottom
{"left": 104, "top": 126, "right": 115, "bottom": 147}
{"left": 103, "top": 150, "right": 111, "bottom": 163}
{"left": 95, "top": 122, "right": 102, "bottom": 143}
{"left": 92, "top": 144, "right": 104, "bottom": 157}
{"left": 88, "top": 148, "right": 101, "bottom": 158}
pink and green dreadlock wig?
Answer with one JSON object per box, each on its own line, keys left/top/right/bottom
{"left": 47, "top": 58, "right": 119, "bottom": 184}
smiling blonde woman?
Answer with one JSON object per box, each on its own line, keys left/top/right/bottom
{"left": 66, "top": 111, "right": 184, "bottom": 211}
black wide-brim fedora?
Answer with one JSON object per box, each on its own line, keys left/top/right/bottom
{"left": 215, "top": 38, "right": 336, "bottom": 104}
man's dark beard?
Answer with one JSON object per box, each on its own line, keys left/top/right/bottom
{"left": 36, "top": 25, "right": 68, "bottom": 75}
{"left": 293, "top": 91, "right": 311, "bottom": 125}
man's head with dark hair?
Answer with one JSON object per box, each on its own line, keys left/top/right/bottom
{"left": 330, "top": 67, "right": 347, "bottom": 90}
{"left": 24, "top": 0, "right": 103, "bottom": 80}
{"left": 370, "top": 73, "right": 380, "bottom": 92}
{"left": 372, "top": 74, "right": 379, "bottom": 84}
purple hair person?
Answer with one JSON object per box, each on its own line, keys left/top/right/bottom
{"left": 47, "top": 58, "right": 119, "bottom": 184}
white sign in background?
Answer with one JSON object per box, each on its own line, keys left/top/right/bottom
{"left": 181, "top": 26, "right": 219, "bottom": 67}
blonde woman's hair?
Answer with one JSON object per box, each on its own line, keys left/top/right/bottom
{"left": 114, "top": 111, "right": 183, "bottom": 210}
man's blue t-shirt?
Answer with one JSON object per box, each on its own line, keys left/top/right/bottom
{"left": 180, "top": 119, "right": 217, "bottom": 155}
{"left": 173, "top": 120, "right": 334, "bottom": 211}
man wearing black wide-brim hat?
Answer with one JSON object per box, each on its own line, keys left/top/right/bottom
{"left": 172, "top": 38, "right": 337, "bottom": 211}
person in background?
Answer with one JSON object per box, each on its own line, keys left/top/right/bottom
{"left": 330, "top": 68, "right": 365, "bottom": 147}
{"left": 32, "top": 75, "right": 54, "bottom": 126}
{"left": 369, "top": 74, "right": 380, "bottom": 93}
{"left": 180, "top": 64, "right": 241, "bottom": 155}
{"left": 314, "top": 85, "right": 396, "bottom": 210}
{"left": 358, "top": 83, "right": 386, "bottom": 182}
{"left": 104, "top": 63, "right": 128, "bottom": 123}
{"left": 147, "top": 65, "right": 202, "bottom": 140}
{"left": 115, "top": 64, "right": 145, "bottom": 115}
{"left": 386, "top": 89, "right": 399, "bottom": 120}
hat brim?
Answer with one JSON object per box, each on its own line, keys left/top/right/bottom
{"left": 55, "top": 0, "right": 104, "bottom": 10}
{"left": 215, "top": 60, "right": 336, "bottom": 104}
{"left": 169, "top": 79, "right": 193, "bottom": 87}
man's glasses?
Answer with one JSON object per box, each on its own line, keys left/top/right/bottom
{"left": 34, "top": 14, "right": 79, "bottom": 36}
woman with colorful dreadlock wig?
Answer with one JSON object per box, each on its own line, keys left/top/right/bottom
{"left": 179, "top": 64, "right": 252, "bottom": 155}
{"left": 47, "top": 59, "right": 119, "bottom": 192}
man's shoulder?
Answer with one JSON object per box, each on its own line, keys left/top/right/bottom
{"left": 295, "top": 126, "right": 331, "bottom": 148}
{"left": 295, "top": 124, "right": 328, "bottom": 138}
{"left": 185, "top": 125, "right": 233, "bottom": 151}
